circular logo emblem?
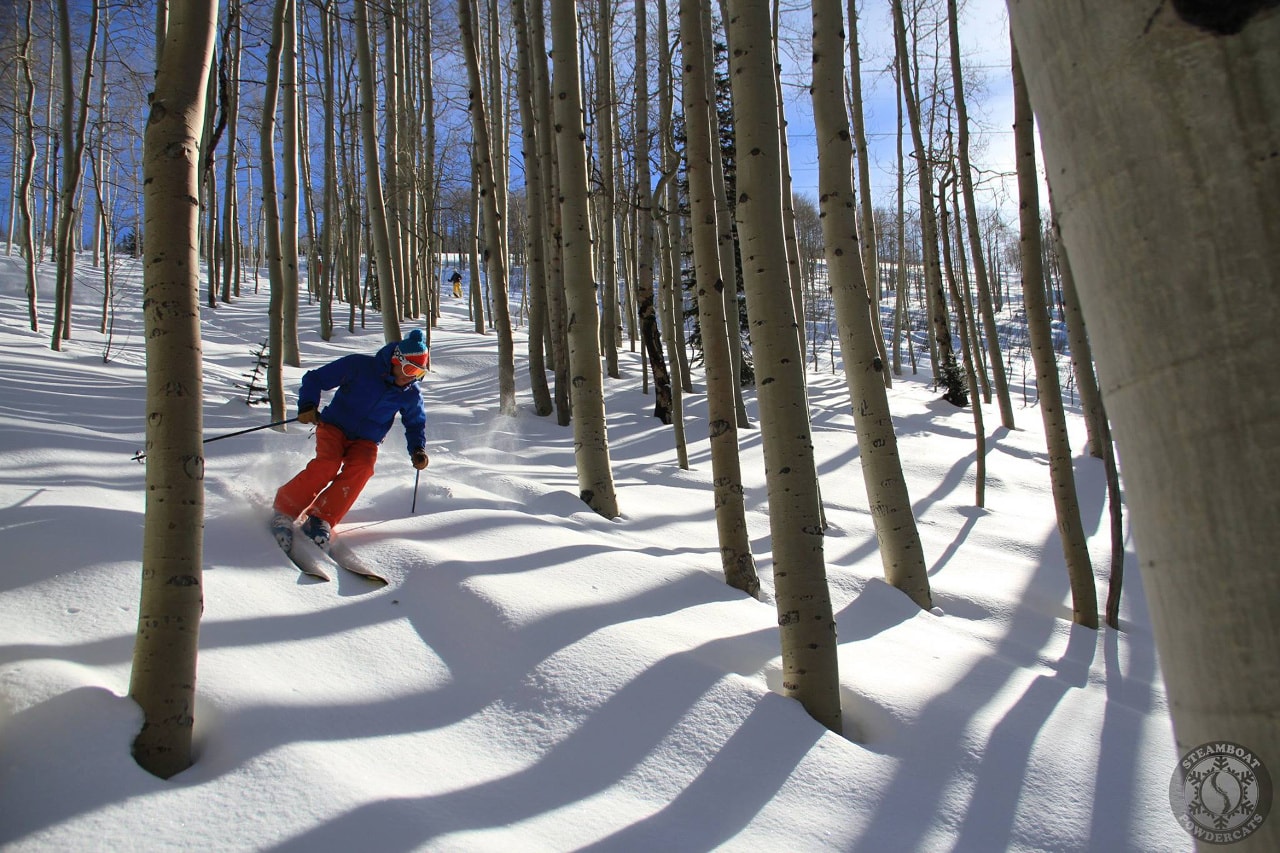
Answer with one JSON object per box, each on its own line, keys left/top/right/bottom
{"left": 1169, "top": 741, "right": 1272, "bottom": 844}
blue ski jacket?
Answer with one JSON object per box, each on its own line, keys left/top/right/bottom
{"left": 296, "top": 340, "right": 427, "bottom": 455}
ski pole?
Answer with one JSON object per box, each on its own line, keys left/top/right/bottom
{"left": 132, "top": 416, "right": 299, "bottom": 462}
{"left": 411, "top": 467, "right": 421, "bottom": 514}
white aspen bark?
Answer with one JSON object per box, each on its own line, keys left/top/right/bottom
{"left": 656, "top": 0, "right": 690, "bottom": 465}
{"left": 695, "top": 2, "right": 749, "bottom": 429}
{"left": 529, "top": 0, "right": 571, "bottom": 426}
{"left": 1011, "top": 37, "right": 1098, "bottom": 630}
{"left": 16, "top": 0, "right": 39, "bottom": 332}
{"left": 1049, "top": 203, "right": 1105, "bottom": 459}
{"left": 680, "top": 0, "right": 760, "bottom": 598}
{"left": 549, "top": 0, "right": 620, "bottom": 519}
{"left": 130, "top": 0, "right": 217, "bottom": 779}
{"left": 220, "top": 1, "right": 242, "bottom": 304}
{"left": 940, "top": 173, "right": 986, "bottom": 508}
{"left": 811, "top": 0, "right": 932, "bottom": 609}
{"left": 726, "top": 0, "right": 840, "bottom": 732}
{"left": 511, "top": 0, "right": 554, "bottom": 417}
{"left": 261, "top": 0, "right": 289, "bottom": 422}
{"left": 597, "top": 0, "right": 620, "bottom": 379}
{"left": 949, "top": 0, "right": 1013, "bottom": 428}
{"left": 420, "top": 0, "right": 438, "bottom": 328}
{"left": 380, "top": 1, "right": 407, "bottom": 318}
{"left": 354, "top": 0, "right": 401, "bottom": 341}
{"left": 846, "top": 0, "right": 889, "bottom": 389}
{"left": 460, "top": 0, "right": 517, "bottom": 416}
{"left": 1007, "top": 9, "right": 1280, "bottom": 846}
{"left": 892, "top": 0, "right": 964, "bottom": 405}
{"left": 281, "top": 0, "right": 301, "bottom": 365}
{"left": 634, "top": 0, "right": 673, "bottom": 424}
{"left": 51, "top": 0, "right": 100, "bottom": 349}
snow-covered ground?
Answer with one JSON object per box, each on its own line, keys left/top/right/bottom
{"left": 0, "top": 249, "right": 1187, "bottom": 851}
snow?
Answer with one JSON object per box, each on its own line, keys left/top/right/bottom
{"left": 0, "top": 250, "right": 1189, "bottom": 851}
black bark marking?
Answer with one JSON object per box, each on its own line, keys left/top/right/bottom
{"left": 1170, "top": 0, "right": 1278, "bottom": 34}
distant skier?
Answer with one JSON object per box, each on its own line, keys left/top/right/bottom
{"left": 450, "top": 269, "right": 463, "bottom": 299}
{"left": 272, "top": 329, "right": 431, "bottom": 548}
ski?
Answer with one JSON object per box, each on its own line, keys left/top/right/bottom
{"left": 269, "top": 512, "right": 388, "bottom": 584}
{"left": 325, "top": 538, "right": 389, "bottom": 584}
{"left": 270, "top": 515, "right": 332, "bottom": 581}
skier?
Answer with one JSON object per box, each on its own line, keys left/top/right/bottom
{"left": 450, "top": 269, "right": 463, "bottom": 299}
{"left": 272, "top": 329, "right": 431, "bottom": 549}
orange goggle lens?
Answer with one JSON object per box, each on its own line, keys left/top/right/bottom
{"left": 395, "top": 354, "right": 427, "bottom": 378}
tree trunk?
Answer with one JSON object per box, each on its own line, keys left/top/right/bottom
{"left": 529, "top": 0, "right": 570, "bottom": 426}
{"left": 461, "top": 0, "right": 517, "bottom": 415}
{"left": 129, "top": 0, "right": 218, "bottom": 779}
{"left": 811, "top": 0, "right": 932, "bottom": 608}
{"left": 1049, "top": 202, "right": 1106, "bottom": 459}
{"left": 892, "top": 0, "right": 965, "bottom": 406}
{"left": 1007, "top": 8, "right": 1280, "bottom": 846}
{"left": 549, "top": 0, "right": 619, "bottom": 519}
{"left": 596, "top": 0, "right": 620, "bottom": 380}
{"left": 281, "top": 0, "right": 301, "bottom": 365}
{"left": 261, "top": 0, "right": 289, "bottom": 422}
{"left": 846, "top": 0, "right": 889, "bottom": 389}
{"left": 1011, "top": 36, "right": 1098, "bottom": 630}
{"left": 511, "top": 0, "right": 554, "bottom": 417}
{"left": 15, "top": 0, "right": 39, "bottom": 332}
{"left": 949, "top": 0, "right": 1013, "bottom": 427}
{"left": 656, "top": 0, "right": 690, "bottom": 466}
{"left": 354, "top": 0, "right": 401, "bottom": 342}
{"left": 680, "top": 0, "right": 760, "bottom": 598}
{"left": 726, "top": 0, "right": 840, "bottom": 732}
{"left": 940, "top": 173, "right": 986, "bottom": 507}
{"left": 50, "top": 0, "right": 101, "bottom": 350}
{"left": 633, "top": 0, "right": 673, "bottom": 425}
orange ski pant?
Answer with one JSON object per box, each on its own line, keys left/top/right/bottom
{"left": 273, "top": 422, "right": 378, "bottom": 526}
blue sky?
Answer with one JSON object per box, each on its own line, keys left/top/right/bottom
{"left": 779, "top": 0, "right": 1019, "bottom": 217}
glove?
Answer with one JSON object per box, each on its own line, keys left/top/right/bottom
{"left": 297, "top": 405, "right": 318, "bottom": 425}
{"left": 411, "top": 449, "right": 430, "bottom": 470}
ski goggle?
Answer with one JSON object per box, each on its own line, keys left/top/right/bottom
{"left": 393, "top": 349, "right": 428, "bottom": 378}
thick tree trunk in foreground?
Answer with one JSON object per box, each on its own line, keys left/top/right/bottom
{"left": 130, "top": 0, "right": 218, "bottom": 779}
{"left": 1007, "top": 7, "right": 1279, "bottom": 850}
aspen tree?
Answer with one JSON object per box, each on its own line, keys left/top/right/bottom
{"left": 1007, "top": 10, "right": 1279, "bottom": 845}
{"left": 680, "top": 0, "right": 760, "bottom": 598}
{"left": 846, "top": 0, "right": 889, "bottom": 388}
{"left": 530, "top": 0, "right": 571, "bottom": 425}
{"left": 811, "top": 0, "right": 932, "bottom": 608}
{"left": 511, "top": 0, "right": 554, "bottom": 417}
{"left": 15, "top": 0, "right": 39, "bottom": 332}
{"left": 220, "top": 1, "right": 242, "bottom": 305}
{"left": 726, "top": 0, "right": 840, "bottom": 731}
{"left": 1049, "top": 203, "right": 1105, "bottom": 459}
{"left": 281, "top": 0, "right": 301, "bottom": 365}
{"left": 948, "top": 0, "right": 1012, "bottom": 426}
{"left": 354, "top": 0, "right": 401, "bottom": 341}
{"left": 129, "top": 0, "right": 218, "bottom": 778}
{"left": 549, "top": 0, "right": 620, "bottom": 518}
{"left": 50, "top": 0, "right": 100, "bottom": 350}
{"left": 891, "top": 0, "right": 965, "bottom": 406}
{"left": 634, "top": 0, "right": 674, "bottom": 425}
{"left": 1011, "top": 37, "right": 1097, "bottom": 629}
{"left": 596, "top": 0, "right": 621, "bottom": 379}
{"left": 261, "top": 0, "right": 290, "bottom": 422}
{"left": 461, "top": 0, "right": 518, "bottom": 415}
